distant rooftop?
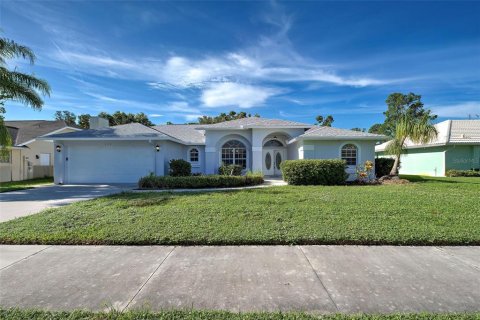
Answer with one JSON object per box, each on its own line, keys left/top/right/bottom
{"left": 5, "top": 120, "right": 79, "bottom": 146}
{"left": 375, "top": 120, "right": 480, "bottom": 151}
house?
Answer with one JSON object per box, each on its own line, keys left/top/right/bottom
{"left": 375, "top": 120, "right": 480, "bottom": 176}
{"left": 0, "top": 120, "right": 81, "bottom": 182}
{"left": 41, "top": 117, "right": 386, "bottom": 184}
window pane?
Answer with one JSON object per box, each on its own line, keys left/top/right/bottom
{"left": 341, "top": 144, "right": 357, "bottom": 166}
{"left": 190, "top": 148, "right": 199, "bottom": 162}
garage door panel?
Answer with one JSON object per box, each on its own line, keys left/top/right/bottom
{"left": 66, "top": 142, "right": 154, "bottom": 183}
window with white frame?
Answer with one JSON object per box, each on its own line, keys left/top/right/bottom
{"left": 341, "top": 144, "right": 358, "bottom": 166}
{"left": 189, "top": 148, "right": 199, "bottom": 163}
{"left": 221, "top": 140, "right": 247, "bottom": 168}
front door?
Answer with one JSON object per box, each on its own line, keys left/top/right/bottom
{"left": 263, "top": 149, "right": 284, "bottom": 176}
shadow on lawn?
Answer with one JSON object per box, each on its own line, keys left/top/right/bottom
{"left": 401, "top": 175, "right": 480, "bottom": 185}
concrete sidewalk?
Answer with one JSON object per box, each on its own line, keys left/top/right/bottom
{"left": 0, "top": 245, "right": 479, "bottom": 313}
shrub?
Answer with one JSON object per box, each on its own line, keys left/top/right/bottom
{"left": 375, "top": 158, "right": 395, "bottom": 177}
{"left": 218, "top": 164, "right": 243, "bottom": 176}
{"left": 280, "top": 159, "right": 347, "bottom": 185}
{"left": 446, "top": 169, "right": 480, "bottom": 177}
{"left": 138, "top": 174, "right": 264, "bottom": 189}
{"left": 169, "top": 159, "right": 191, "bottom": 176}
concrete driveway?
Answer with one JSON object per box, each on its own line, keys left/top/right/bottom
{"left": 0, "top": 184, "right": 134, "bottom": 222}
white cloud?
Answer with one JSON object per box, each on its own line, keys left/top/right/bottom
{"left": 432, "top": 102, "right": 480, "bottom": 118}
{"left": 201, "top": 83, "right": 280, "bottom": 108}
{"left": 149, "top": 114, "right": 164, "bottom": 117}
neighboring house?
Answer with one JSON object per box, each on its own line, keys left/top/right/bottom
{"left": 375, "top": 120, "right": 480, "bottom": 176}
{"left": 41, "top": 117, "right": 386, "bottom": 184}
{"left": 0, "top": 120, "right": 81, "bottom": 182}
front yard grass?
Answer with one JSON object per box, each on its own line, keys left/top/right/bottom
{"left": 1, "top": 309, "right": 479, "bottom": 320}
{"left": 0, "top": 176, "right": 478, "bottom": 245}
{"left": 0, "top": 177, "right": 53, "bottom": 193}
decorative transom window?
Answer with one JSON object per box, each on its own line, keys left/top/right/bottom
{"left": 341, "top": 144, "right": 358, "bottom": 166}
{"left": 263, "top": 139, "right": 283, "bottom": 147}
{"left": 221, "top": 140, "right": 247, "bottom": 168}
{"left": 189, "top": 148, "right": 199, "bottom": 162}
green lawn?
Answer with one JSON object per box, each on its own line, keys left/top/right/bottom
{"left": 0, "top": 176, "right": 478, "bottom": 245}
{"left": 0, "top": 177, "right": 53, "bottom": 193}
{"left": 1, "top": 309, "right": 479, "bottom": 320}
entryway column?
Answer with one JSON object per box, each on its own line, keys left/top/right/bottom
{"left": 252, "top": 146, "right": 263, "bottom": 172}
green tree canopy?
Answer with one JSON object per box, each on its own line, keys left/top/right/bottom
{"left": 368, "top": 123, "right": 385, "bottom": 135}
{"left": 54, "top": 110, "right": 76, "bottom": 126}
{"left": 382, "top": 92, "right": 437, "bottom": 137}
{"left": 197, "top": 111, "right": 260, "bottom": 124}
{"left": 77, "top": 114, "right": 91, "bottom": 129}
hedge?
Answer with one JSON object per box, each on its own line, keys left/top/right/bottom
{"left": 446, "top": 169, "right": 480, "bottom": 177}
{"left": 375, "top": 158, "right": 395, "bottom": 177}
{"left": 138, "top": 173, "right": 264, "bottom": 189}
{"left": 280, "top": 159, "right": 347, "bottom": 185}
{"left": 219, "top": 164, "right": 243, "bottom": 176}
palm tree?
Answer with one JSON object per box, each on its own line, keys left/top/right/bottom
{"left": 0, "top": 36, "right": 51, "bottom": 150}
{"left": 386, "top": 114, "right": 438, "bottom": 176}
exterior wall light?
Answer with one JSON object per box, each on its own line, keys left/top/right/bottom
{"left": 155, "top": 144, "right": 160, "bottom": 152}
{"left": 56, "top": 145, "right": 62, "bottom": 152}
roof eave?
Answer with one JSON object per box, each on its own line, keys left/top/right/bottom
{"left": 289, "top": 135, "right": 388, "bottom": 144}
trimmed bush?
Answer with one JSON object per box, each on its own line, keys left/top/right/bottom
{"left": 280, "top": 159, "right": 347, "bottom": 185}
{"left": 169, "top": 159, "right": 191, "bottom": 176}
{"left": 138, "top": 173, "right": 264, "bottom": 189}
{"left": 375, "top": 158, "right": 395, "bottom": 177}
{"left": 218, "top": 164, "right": 243, "bottom": 176}
{"left": 446, "top": 169, "right": 480, "bottom": 177}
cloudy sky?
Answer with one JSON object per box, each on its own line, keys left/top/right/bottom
{"left": 1, "top": 0, "right": 479, "bottom": 128}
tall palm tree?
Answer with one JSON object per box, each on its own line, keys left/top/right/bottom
{"left": 386, "top": 114, "right": 438, "bottom": 176}
{"left": 0, "top": 36, "right": 51, "bottom": 150}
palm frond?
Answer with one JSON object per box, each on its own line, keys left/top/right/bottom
{"left": 1, "top": 68, "right": 51, "bottom": 96}
{"left": 0, "top": 37, "right": 35, "bottom": 64}
{"left": 0, "top": 75, "right": 44, "bottom": 110}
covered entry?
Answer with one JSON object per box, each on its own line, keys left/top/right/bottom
{"left": 262, "top": 138, "right": 285, "bottom": 176}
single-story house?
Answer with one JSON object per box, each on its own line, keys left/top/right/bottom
{"left": 41, "top": 117, "right": 386, "bottom": 184}
{"left": 0, "top": 120, "right": 81, "bottom": 182}
{"left": 375, "top": 120, "right": 480, "bottom": 176}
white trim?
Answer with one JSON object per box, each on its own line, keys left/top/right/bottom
{"left": 187, "top": 146, "right": 200, "bottom": 166}
{"left": 339, "top": 142, "right": 361, "bottom": 167}
{"left": 288, "top": 135, "right": 386, "bottom": 144}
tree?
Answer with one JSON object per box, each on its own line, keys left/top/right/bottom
{"left": 368, "top": 123, "right": 385, "bottom": 135}
{"left": 0, "top": 36, "right": 50, "bottom": 152}
{"left": 315, "top": 115, "right": 334, "bottom": 127}
{"left": 54, "top": 110, "right": 76, "bottom": 126}
{"left": 78, "top": 114, "right": 91, "bottom": 129}
{"left": 385, "top": 114, "right": 437, "bottom": 176}
{"left": 382, "top": 93, "right": 437, "bottom": 137}
{"left": 351, "top": 127, "right": 365, "bottom": 132}
{"left": 134, "top": 112, "right": 154, "bottom": 126}
{"left": 197, "top": 111, "right": 260, "bottom": 124}
{"left": 98, "top": 111, "right": 154, "bottom": 126}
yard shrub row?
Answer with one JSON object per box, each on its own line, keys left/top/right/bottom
{"left": 375, "top": 158, "right": 395, "bottom": 177}
{"left": 138, "top": 173, "right": 264, "bottom": 189}
{"left": 445, "top": 169, "right": 480, "bottom": 177}
{"left": 280, "top": 159, "right": 347, "bottom": 185}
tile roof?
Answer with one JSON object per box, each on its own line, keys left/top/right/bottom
{"left": 375, "top": 120, "right": 480, "bottom": 152}
{"left": 197, "top": 117, "right": 312, "bottom": 129}
{"left": 44, "top": 123, "right": 168, "bottom": 140}
{"left": 5, "top": 120, "right": 79, "bottom": 146}
{"left": 296, "top": 126, "right": 387, "bottom": 140}
{"left": 153, "top": 125, "right": 205, "bottom": 144}
{"left": 449, "top": 120, "right": 480, "bottom": 143}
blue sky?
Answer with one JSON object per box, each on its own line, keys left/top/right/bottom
{"left": 1, "top": 0, "right": 479, "bottom": 129}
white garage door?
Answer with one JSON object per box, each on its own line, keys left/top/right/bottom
{"left": 66, "top": 141, "right": 155, "bottom": 183}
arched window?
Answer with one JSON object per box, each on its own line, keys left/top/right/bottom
{"left": 189, "top": 148, "right": 199, "bottom": 162}
{"left": 341, "top": 144, "right": 358, "bottom": 166}
{"left": 263, "top": 139, "right": 284, "bottom": 147}
{"left": 221, "top": 140, "right": 247, "bottom": 168}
